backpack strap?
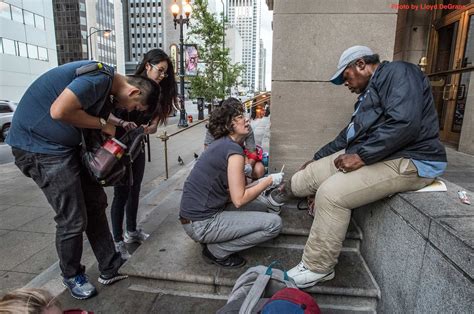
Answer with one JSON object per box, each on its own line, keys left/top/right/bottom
{"left": 239, "top": 272, "right": 271, "bottom": 314}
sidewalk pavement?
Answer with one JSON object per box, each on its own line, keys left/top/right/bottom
{"left": 1, "top": 115, "right": 473, "bottom": 300}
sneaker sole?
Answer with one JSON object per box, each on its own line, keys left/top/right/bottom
{"left": 202, "top": 254, "right": 247, "bottom": 269}
{"left": 98, "top": 274, "right": 128, "bottom": 285}
{"left": 61, "top": 282, "right": 97, "bottom": 300}
{"left": 295, "top": 271, "right": 335, "bottom": 289}
{"left": 256, "top": 195, "right": 282, "bottom": 214}
{"left": 123, "top": 237, "right": 142, "bottom": 244}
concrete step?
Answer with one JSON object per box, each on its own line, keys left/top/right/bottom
{"left": 280, "top": 199, "right": 363, "bottom": 240}
{"left": 121, "top": 211, "right": 380, "bottom": 312}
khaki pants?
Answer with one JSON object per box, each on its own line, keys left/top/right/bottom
{"left": 290, "top": 150, "right": 433, "bottom": 273}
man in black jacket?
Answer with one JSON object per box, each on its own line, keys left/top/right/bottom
{"left": 265, "top": 46, "right": 447, "bottom": 288}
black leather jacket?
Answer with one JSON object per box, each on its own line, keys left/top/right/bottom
{"left": 314, "top": 61, "right": 447, "bottom": 165}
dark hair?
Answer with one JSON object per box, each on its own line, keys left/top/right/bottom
{"left": 208, "top": 97, "right": 245, "bottom": 139}
{"left": 126, "top": 75, "right": 160, "bottom": 115}
{"left": 135, "top": 49, "right": 177, "bottom": 125}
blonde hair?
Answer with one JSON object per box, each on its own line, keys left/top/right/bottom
{"left": 0, "top": 288, "right": 61, "bottom": 314}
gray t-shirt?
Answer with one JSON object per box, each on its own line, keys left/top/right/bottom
{"left": 204, "top": 126, "right": 256, "bottom": 151}
{"left": 180, "top": 136, "right": 244, "bottom": 221}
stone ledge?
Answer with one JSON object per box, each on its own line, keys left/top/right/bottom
{"left": 387, "top": 180, "right": 473, "bottom": 278}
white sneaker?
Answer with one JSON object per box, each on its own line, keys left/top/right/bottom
{"left": 287, "top": 261, "right": 335, "bottom": 288}
{"left": 256, "top": 190, "right": 284, "bottom": 214}
{"left": 124, "top": 229, "right": 150, "bottom": 244}
{"left": 114, "top": 241, "right": 131, "bottom": 260}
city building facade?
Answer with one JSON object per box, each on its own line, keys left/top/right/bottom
{"left": 123, "top": 0, "right": 166, "bottom": 74}
{"left": 0, "top": 0, "right": 58, "bottom": 102}
{"left": 53, "top": 0, "right": 124, "bottom": 72}
{"left": 258, "top": 38, "right": 266, "bottom": 91}
{"left": 227, "top": 0, "right": 261, "bottom": 92}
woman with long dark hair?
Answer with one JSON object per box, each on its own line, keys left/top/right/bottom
{"left": 111, "top": 49, "right": 177, "bottom": 259}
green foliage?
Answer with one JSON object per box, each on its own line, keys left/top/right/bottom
{"left": 187, "top": 0, "right": 244, "bottom": 102}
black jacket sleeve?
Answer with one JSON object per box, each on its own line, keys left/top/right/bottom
{"left": 313, "top": 126, "right": 347, "bottom": 160}
{"left": 355, "top": 64, "right": 423, "bottom": 165}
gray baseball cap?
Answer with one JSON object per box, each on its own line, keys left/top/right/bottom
{"left": 330, "top": 45, "right": 374, "bottom": 85}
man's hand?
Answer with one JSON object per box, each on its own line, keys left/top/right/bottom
{"left": 143, "top": 123, "right": 158, "bottom": 135}
{"left": 334, "top": 153, "right": 365, "bottom": 173}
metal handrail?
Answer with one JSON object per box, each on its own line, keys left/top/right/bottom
{"left": 428, "top": 66, "right": 474, "bottom": 77}
{"left": 158, "top": 118, "right": 208, "bottom": 179}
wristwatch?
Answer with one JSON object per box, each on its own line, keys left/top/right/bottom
{"left": 99, "top": 118, "right": 107, "bottom": 129}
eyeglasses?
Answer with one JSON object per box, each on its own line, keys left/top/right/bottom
{"left": 150, "top": 64, "right": 169, "bottom": 78}
{"left": 233, "top": 114, "right": 245, "bottom": 122}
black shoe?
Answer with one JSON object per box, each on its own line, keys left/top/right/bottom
{"left": 202, "top": 245, "right": 246, "bottom": 268}
{"left": 98, "top": 271, "right": 128, "bottom": 285}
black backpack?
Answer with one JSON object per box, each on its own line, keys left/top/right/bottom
{"left": 81, "top": 126, "right": 146, "bottom": 186}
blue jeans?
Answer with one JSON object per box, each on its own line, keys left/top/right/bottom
{"left": 111, "top": 149, "right": 146, "bottom": 242}
{"left": 12, "top": 147, "right": 122, "bottom": 278}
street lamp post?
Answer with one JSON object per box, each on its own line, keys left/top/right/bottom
{"left": 171, "top": 0, "right": 192, "bottom": 128}
{"left": 87, "top": 27, "right": 112, "bottom": 60}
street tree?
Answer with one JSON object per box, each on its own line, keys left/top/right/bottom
{"left": 187, "top": 0, "right": 244, "bottom": 103}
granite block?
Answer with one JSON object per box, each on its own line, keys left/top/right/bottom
{"left": 429, "top": 218, "right": 474, "bottom": 278}
{"left": 399, "top": 181, "right": 474, "bottom": 218}
{"left": 386, "top": 195, "right": 431, "bottom": 238}
{"left": 272, "top": 14, "right": 396, "bottom": 82}
{"left": 413, "top": 245, "right": 474, "bottom": 313}
{"left": 0, "top": 231, "right": 53, "bottom": 271}
{"left": 0, "top": 271, "right": 36, "bottom": 297}
{"left": 150, "top": 294, "right": 227, "bottom": 313}
{"left": 354, "top": 204, "right": 426, "bottom": 312}
{"left": 12, "top": 244, "right": 58, "bottom": 275}
{"left": 17, "top": 211, "right": 56, "bottom": 234}
{"left": 274, "top": 0, "right": 395, "bottom": 14}
{"left": 0, "top": 205, "right": 50, "bottom": 230}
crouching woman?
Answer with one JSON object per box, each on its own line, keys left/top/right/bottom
{"left": 179, "top": 101, "right": 283, "bottom": 268}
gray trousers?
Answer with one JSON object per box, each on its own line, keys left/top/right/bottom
{"left": 182, "top": 210, "right": 282, "bottom": 259}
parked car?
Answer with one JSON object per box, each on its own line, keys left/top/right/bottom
{"left": 0, "top": 100, "right": 17, "bottom": 141}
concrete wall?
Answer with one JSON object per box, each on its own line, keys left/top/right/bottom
{"left": 269, "top": 0, "right": 397, "bottom": 175}
{"left": 353, "top": 180, "right": 473, "bottom": 312}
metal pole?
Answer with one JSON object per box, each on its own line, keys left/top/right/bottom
{"left": 177, "top": 15, "right": 188, "bottom": 127}
{"left": 89, "top": 27, "right": 94, "bottom": 60}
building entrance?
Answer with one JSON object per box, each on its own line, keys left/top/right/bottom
{"left": 428, "top": 4, "right": 474, "bottom": 146}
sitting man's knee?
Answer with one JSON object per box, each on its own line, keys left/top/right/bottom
{"left": 267, "top": 214, "right": 283, "bottom": 235}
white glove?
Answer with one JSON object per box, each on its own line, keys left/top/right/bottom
{"left": 268, "top": 172, "right": 284, "bottom": 189}
{"left": 244, "top": 163, "right": 253, "bottom": 177}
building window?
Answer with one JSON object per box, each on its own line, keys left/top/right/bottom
{"left": 34, "top": 14, "right": 45, "bottom": 30}
{"left": 11, "top": 5, "right": 22, "bottom": 23}
{"left": 38, "top": 47, "right": 48, "bottom": 61}
{"left": 0, "top": 2, "right": 11, "bottom": 19}
{"left": 2, "top": 38, "right": 16, "bottom": 55}
{"left": 17, "top": 42, "right": 27, "bottom": 57}
{"left": 27, "top": 44, "right": 38, "bottom": 59}
{"left": 23, "top": 10, "right": 35, "bottom": 26}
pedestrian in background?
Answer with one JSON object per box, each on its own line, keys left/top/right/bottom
{"left": 111, "top": 49, "right": 177, "bottom": 259}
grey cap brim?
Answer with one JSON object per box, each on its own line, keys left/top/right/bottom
{"left": 330, "top": 67, "right": 345, "bottom": 85}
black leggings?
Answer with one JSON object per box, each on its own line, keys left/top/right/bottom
{"left": 111, "top": 150, "right": 146, "bottom": 242}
